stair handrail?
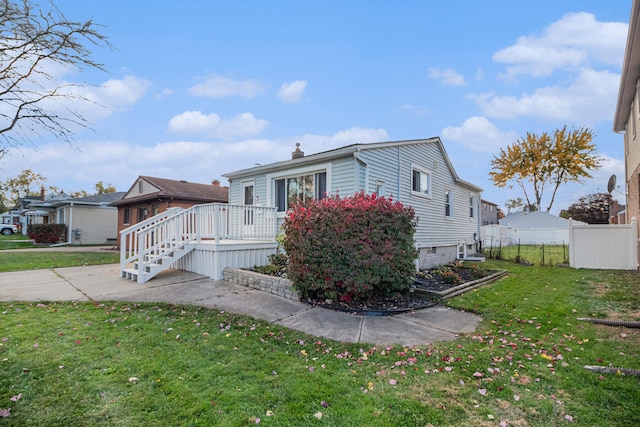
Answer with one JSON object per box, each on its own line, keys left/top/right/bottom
{"left": 120, "top": 203, "right": 278, "bottom": 282}
{"left": 119, "top": 207, "right": 184, "bottom": 272}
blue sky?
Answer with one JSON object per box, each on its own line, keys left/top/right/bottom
{"left": 0, "top": 1, "right": 632, "bottom": 214}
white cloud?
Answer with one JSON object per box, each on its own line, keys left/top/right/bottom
{"left": 0, "top": 127, "right": 390, "bottom": 193}
{"left": 188, "top": 75, "right": 265, "bottom": 98}
{"left": 168, "top": 111, "right": 268, "bottom": 139}
{"left": 168, "top": 111, "right": 221, "bottom": 134}
{"left": 428, "top": 67, "right": 466, "bottom": 86}
{"left": 277, "top": 80, "right": 307, "bottom": 103}
{"left": 215, "top": 113, "right": 269, "bottom": 139}
{"left": 493, "top": 12, "right": 627, "bottom": 78}
{"left": 472, "top": 68, "right": 620, "bottom": 122}
{"left": 442, "top": 116, "right": 518, "bottom": 152}
{"left": 155, "top": 88, "right": 175, "bottom": 99}
{"left": 89, "top": 75, "right": 152, "bottom": 109}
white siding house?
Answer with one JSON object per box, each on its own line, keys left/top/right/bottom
{"left": 223, "top": 138, "right": 483, "bottom": 269}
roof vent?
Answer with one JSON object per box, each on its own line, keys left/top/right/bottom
{"left": 292, "top": 143, "right": 304, "bottom": 159}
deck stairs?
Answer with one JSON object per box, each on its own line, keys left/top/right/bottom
{"left": 119, "top": 203, "right": 278, "bottom": 283}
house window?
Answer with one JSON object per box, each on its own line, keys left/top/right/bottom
{"left": 137, "top": 207, "right": 149, "bottom": 222}
{"left": 445, "top": 190, "right": 452, "bottom": 218}
{"left": 152, "top": 204, "right": 159, "bottom": 216}
{"left": 58, "top": 209, "right": 65, "bottom": 224}
{"left": 376, "top": 180, "right": 385, "bottom": 196}
{"left": 275, "top": 172, "right": 326, "bottom": 212}
{"left": 123, "top": 208, "right": 131, "bottom": 225}
{"left": 412, "top": 165, "right": 431, "bottom": 197}
{"left": 469, "top": 195, "right": 474, "bottom": 219}
{"left": 138, "top": 181, "right": 143, "bottom": 193}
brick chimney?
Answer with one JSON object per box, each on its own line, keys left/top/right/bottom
{"left": 40, "top": 186, "right": 45, "bottom": 201}
{"left": 292, "top": 143, "right": 304, "bottom": 159}
{"left": 212, "top": 180, "right": 220, "bottom": 187}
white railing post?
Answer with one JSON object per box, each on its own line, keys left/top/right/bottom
{"left": 214, "top": 204, "right": 220, "bottom": 244}
{"left": 273, "top": 208, "right": 278, "bottom": 241}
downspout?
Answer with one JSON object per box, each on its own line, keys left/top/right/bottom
{"left": 476, "top": 192, "right": 482, "bottom": 252}
{"left": 397, "top": 147, "right": 401, "bottom": 202}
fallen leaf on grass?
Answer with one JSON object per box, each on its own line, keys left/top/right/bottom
{"left": 314, "top": 412, "right": 323, "bottom": 420}
{"left": 0, "top": 408, "right": 10, "bottom": 418}
{"left": 128, "top": 377, "right": 138, "bottom": 383}
{"left": 478, "top": 388, "right": 487, "bottom": 396}
{"left": 10, "top": 394, "right": 21, "bottom": 402}
{"left": 389, "top": 379, "right": 397, "bottom": 386}
{"left": 565, "top": 414, "right": 574, "bottom": 422}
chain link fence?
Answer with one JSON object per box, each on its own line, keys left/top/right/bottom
{"left": 481, "top": 237, "right": 569, "bottom": 266}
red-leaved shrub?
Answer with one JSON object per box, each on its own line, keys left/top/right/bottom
{"left": 282, "top": 191, "right": 417, "bottom": 302}
{"left": 27, "top": 224, "right": 67, "bottom": 244}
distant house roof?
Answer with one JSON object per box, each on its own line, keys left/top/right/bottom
{"left": 51, "top": 192, "right": 126, "bottom": 207}
{"left": 111, "top": 176, "right": 228, "bottom": 206}
{"left": 500, "top": 211, "right": 572, "bottom": 228}
{"left": 481, "top": 199, "right": 499, "bottom": 207}
{"left": 223, "top": 137, "right": 483, "bottom": 192}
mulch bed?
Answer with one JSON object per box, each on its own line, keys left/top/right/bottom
{"left": 303, "top": 267, "right": 488, "bottom": 315}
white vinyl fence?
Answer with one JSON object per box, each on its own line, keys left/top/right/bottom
{"left": 569, "top": 218, "right": 638, "bottom": 270}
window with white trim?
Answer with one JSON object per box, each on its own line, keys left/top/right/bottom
{"left": 412, "top": 165, "right": 431, "bottom": 198}
{"left": 445, "top": 190, "right": 452, "bottom": 218}
{"left": 469, "top": 195, "right": 474, "bottom": 219}
{"left": 275, "top": 172, "right": 326, "bottom": 212}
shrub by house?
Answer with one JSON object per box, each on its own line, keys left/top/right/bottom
{"left": 282, "top": 191, "right": 417, "bottom": 302}
{"left": 27, "top": 224, "right": 67, "bottom": 244}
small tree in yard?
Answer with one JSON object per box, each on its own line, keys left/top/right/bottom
{"left": 565, "top": 192, "right": 613, "bottom": 224}
{"left": 282, "top": 191, "right": 418, "bottom": 302}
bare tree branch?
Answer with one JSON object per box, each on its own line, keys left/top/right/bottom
{"left": 0, "top": 0, "right": 111, "bottom": 160}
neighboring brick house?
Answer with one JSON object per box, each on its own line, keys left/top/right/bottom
{"left": 111, "top": 176, "right": 228, "bottom": 247}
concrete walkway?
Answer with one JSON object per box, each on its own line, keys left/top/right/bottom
{"left": 0, "top": 262, "right": 482, "bottom": 346}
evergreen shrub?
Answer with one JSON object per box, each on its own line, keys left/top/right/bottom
{"left": 282, "top": 191, "right": 418, "bottom": 302}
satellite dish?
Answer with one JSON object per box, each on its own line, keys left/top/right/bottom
{"left": 607, "top": 175, "right": 617, "bottom": 194}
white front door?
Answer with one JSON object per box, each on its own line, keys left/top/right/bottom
{"left": 243, "top": 182, "right": 254, "bottom": 236}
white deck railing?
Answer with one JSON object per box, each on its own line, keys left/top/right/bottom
{"left": 120, "top": 203, "right": 278, "bottom": 281}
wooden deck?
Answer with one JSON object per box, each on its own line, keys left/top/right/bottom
{"left": 173, "top": 239, "right": 278, "bottom": 280}
{"left": 119, "top": 203, "right": 279, "bottom": 283}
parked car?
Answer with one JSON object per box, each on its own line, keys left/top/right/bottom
{"left": 1, "top": 224, "right": 18, "bottom": 235}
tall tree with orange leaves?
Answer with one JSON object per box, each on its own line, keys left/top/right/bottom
{"left": 490, "top": 126, "right": 602, "bottom": 212}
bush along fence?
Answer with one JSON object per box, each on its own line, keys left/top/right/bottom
{"left": 481, "top": 238, "right": 569, "bottom": 267}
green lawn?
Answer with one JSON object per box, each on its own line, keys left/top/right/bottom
{"left": 1, "top": 260, "right": 639, "bottom": 425}
{"left": 483, "top": 244, "right": 570, "bottom": 266}
{"left": 0, "top": 251, "right": 119, "bottom": 272}
{"left": 0, "top": 234, "right": 36, "bottom": 250}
